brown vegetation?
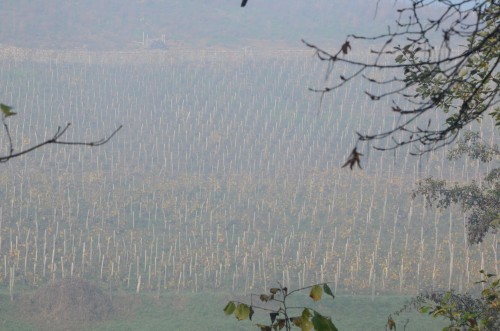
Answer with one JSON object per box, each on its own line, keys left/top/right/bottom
{"left": 18, "top": 278, "right": 114, "bottom": 331}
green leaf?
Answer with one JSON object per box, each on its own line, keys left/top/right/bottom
{"left": 395, "top": 54, "right": 405, "bottom": 63}
{"left": 223, "top": 301, "right": 236, "bottom": 316}
{"left": 260, "top": 294, "right": 271, "bottom": 302}
{"left": 300, "top": 318, "right": 313, "bottom": 331}
{"left": 311, "top": 310, "right": 338, "bottom": 331}
{"left": 302, "top": 308, "right": 312, "bottom": 319}
{"left": 291, "top": 310, "right": 314, "bottom": 331}
{"left": 234, "top": 303, "right": 251, "bottom": 321}
{"left": 0, "top": 104, "right": 16, "bottom": 117}
{"left": 309, "top": 284, "right": 323, "bottom": 301}
{"left": 458, "top": 67, "right": 468, "bottom": 77}
{"left": 323, "top": 284, "right": 335, "bottom": 300}
{"left": 420, "top": 306, "right": 431, "bottom": 314}
{"left": 269, "top": 288, "right": 281, "bottom": 294}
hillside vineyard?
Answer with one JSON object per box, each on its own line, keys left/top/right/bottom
{"left": 0, "top": 48, "right": 497, "bottom": 295}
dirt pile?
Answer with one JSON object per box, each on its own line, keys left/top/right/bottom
{"left": 19, "top": 278, "right": 114, "bottom": 330}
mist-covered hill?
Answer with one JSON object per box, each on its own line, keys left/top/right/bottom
{"left": 0, "top": 0, "right": 397, "bottom": 50}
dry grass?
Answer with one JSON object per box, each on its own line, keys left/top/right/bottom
{"left": 18, "top": 278, "right": 114, "bottom": 331}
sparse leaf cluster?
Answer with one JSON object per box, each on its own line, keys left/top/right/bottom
{"left": 413, "top": 132, "right": 500, "bottom": 244}
{"left": 304, "top": 0, "right": 499, "bottom": 157}
{"left": 408, "top": 271, "right": 500, "bottom": 330}
{"left": 224, "top": 283, "right": 337, "bottom": 331}
{"left": 414, "top": 170, "right": 499, "bottom": 244}
{"left": 447, "top": 131, "right": 499, "bottom": 163}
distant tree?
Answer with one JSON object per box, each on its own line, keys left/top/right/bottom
{"left": 403, "top": 132, "right": 499, "bottom": 328}
{"left": 0, "top": 103, "right": 122, "bottom": 163}
{"left": 393, "top": 270, "right": 500, "bottom": 330}
{"left": 413, "top": 131, "right": 499, "bottom": 244}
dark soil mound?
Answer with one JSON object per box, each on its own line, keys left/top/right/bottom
{"left": 19, "top": 278, "right": 114, "bottom": 330}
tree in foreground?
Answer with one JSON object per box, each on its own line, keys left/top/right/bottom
{"left": 233, "top": 1, "right": 499, "bottom": 329}
{"left": 0, "top": 103, "right": 122, "bottom": 163}
{"left": 304, "top": 0, "right": 498, "bottom": 156}
{"left": 395, "top": 134, "right": 499, "bottom": 330}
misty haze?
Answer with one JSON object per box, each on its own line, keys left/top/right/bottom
{"left": 0, "top": 1, "right": 498, "bottom": 330}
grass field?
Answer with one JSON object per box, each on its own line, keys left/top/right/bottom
{"left": 0, "top": 289, "right": 446, "bottom": 331}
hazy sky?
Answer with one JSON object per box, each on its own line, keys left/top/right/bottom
{"left": 0, "top": 0, "right": 394, "bottom": 49}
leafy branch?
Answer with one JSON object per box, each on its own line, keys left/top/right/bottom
{"left": 304, "top": 0, "right": 499, "bottom": 156}
{"left": 224, "top": 283, "right": 338, "bottom": 331}
{"left": 394, "top": 270, "right": 500, "bottom": 330}
{"left": 412, "top": 131, "right": 499, "bottom": 244}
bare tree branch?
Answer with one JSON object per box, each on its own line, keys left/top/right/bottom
{"left": 304, "top": 0, "right": 499, "bottom": 156}
{"left": 0, "top": 121, "right": 123, "bottom": 163}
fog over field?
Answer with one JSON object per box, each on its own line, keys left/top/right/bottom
{"left": 0, "top": 1, "right": 497, "bottom": 330}
{"left": 0, "top": 0, "right": 395, "bottom": 50}
{"left": 0, "top": 47, "right": 496, "bottom": 295}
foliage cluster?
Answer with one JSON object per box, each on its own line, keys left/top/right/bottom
{"left": 395, "top": 0, "right": 499, "bottom": 142}
{"left": 414, "top": 132, "right": 500, "bottom": 244}
{"left": 393, "top": 271, "right": 500, "bottom": 330}
{"left": 224, "top": 283, "right": 337, "bottom": 331}
{"left": 305, "top": 0, "right": 499, "bottom": 155}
